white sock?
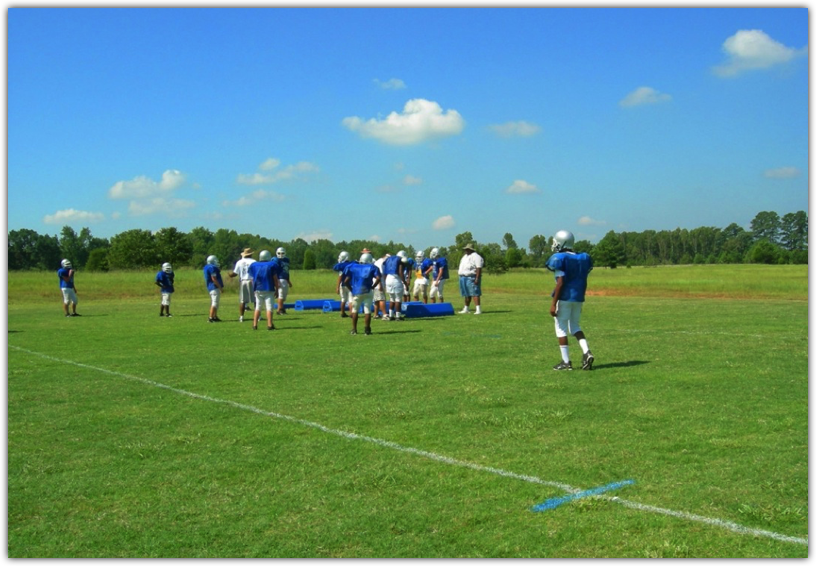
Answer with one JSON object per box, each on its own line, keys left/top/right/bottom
{"left": 560, "top": 346, "right": 570, "bottom": 364}
{"left": 578, "top": 338, "right": 589, "bottom": 354}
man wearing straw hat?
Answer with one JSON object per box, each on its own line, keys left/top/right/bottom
{"left": 229, "top": 248, "right": 256, "bottom": 322}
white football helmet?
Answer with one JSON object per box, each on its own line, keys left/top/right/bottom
{"left": 60, "top": 259, "right": 72, "bottom": 269}
{"left": 259, "top": 250, "right": 272, "bottom": 262}
{"left": 551, "top": 230, "right": 575, "bottom": 252}
{"left": 206, "top": 255, "right": 219, "bottom": 267}
{"left": 338, "top": 251, "right": 350, "bottom": 263}
{"left": 162, "top": 262, "right": 173, "bottom": 273}
{"left": 415, "top": 250, "right": 424, "bottom": 261}
{"left": 276, "top": 247, "right": 286, "bottom": 258}
{"left": 429, "top": 247, "right": 439, "bottom": 259}
{"left": 360, "top": 252, "right": 374, "bottom": 264}
{"left": 397, "top": 250, "right": 408, "bottom": 263}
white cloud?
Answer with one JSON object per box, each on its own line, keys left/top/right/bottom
{"left": 43, "top": 208, "right": 105, "bottom": 225}
{"left": 342, "top": 98, "right": 465, "bottom": 145}
{"left": 619, "top": 86, "right": 672, "bottom": 108}
{"left": 128, "top": 197, "right": 195, "bottom": 216}
{"left": 374, "top": 78, "right": 407, "bottom": 90}
{"left": 404, "top": 175, "right": 423, "bottom": 185}
{"left": 577, "top": 216, "right": 606, "bottom": 226}
{"left": 764, "top": 166, "right": 801, "bottom": 179}
{"left": 432, "top": 215, "right": 455, "bottom": 230}
{"left": 296, "top": 230, "right": 333, "bottom": 243}
{"left": 713, "top": 29, "right": 806, "bottom": 77}
{"left": 108, "top": 169, "right": 186, "bottom": 199}
{"left": 505, "top": 179, "right": 540, "bottom": 194}
{"left": 369, "top": 234, "right": 381, "bottom": 242}
{"left": 222, "top": 189, "right": 287, "bottom": 207}
{"left": 259, "top": 158, "right": 281, "bottom": 171}
{"left": 488, "top": 121, "right": 541, "bottom": 137}
{"left": 237, "top": 160, "right": 319, "bottom": 185}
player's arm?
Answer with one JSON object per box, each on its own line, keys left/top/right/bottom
{"left": 550, "top": 276, "right": 564, "bottom": 317}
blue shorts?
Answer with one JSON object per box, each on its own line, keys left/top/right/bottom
{"left": 459, "top": 275, "right": 481, "bottom": 297}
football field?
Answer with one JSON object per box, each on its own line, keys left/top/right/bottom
{"left": 7, "top": 266, "right": 808, "bottom": 557}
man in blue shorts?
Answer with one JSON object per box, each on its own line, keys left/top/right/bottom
{"left": 545, "top": 230, "right": 594, "bottom": 371}
{"left": 458, "top": 243, "right": 484, "bottom": 314}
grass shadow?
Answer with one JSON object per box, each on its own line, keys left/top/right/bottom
{"left": 594, "top": 360, "right": 649, "bottom": 370}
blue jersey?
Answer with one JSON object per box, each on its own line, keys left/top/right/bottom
{"left": 57, "top": 267, "right": 74, "bottom": 289}
{"left": 344, "top": 263, "right": 381, "bottom": 295}
{"left": 382, "top": 255, "right": 404, "bottom": 276}
{"left": 432, "top": 257, "right": 450, "bottom": 280}
{"left": 155, "top": 270, "right": 175, "bottom": 293}
{"left": 278, "top": 257, "right": 291, "bottom": 281}
{"left": 545, "top": 252, "right": 592, "bottom": 302}
{"left": 203, "top": 264, "right": 223, "bottom": 291}
{"left": 248, "top": 259, "right": 280, "bottom": 292}
{"left": 420, "top": 258, "right": 433, "bottom": 278}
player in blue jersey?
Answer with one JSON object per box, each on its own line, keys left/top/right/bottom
{"left": 275, "top": 247, "right": 292, "bottom": 315}
{"left": 203, "top": 255, "right": 224, "bottom": 323}
{"left": 57, "top": 259, "right": 80, "bottom": 317}
{"left": 248, "top": 249, "right": 282, "bottom": 331}
{"left": 333, "top": 250, "right": 356, "bottom": 318}
{"left": 155, "top": 262, "right": 175, "bottom": 317}
{"left": 342, "top": 251, "right": 382, "bottom": 335}
{"left": 382, "top": 250, "right": 409, "bottom": 320}
{"left": 545, "top": 230, "right": 594, "bottom": 371}
{"left": 428, "top": 247, "right": 450, "bottom": 304}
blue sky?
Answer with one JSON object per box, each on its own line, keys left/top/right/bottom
{"left": 8, "top": 7, "right": 808, "bottom": 251}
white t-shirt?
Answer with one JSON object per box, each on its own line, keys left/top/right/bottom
{"left": 233, "top": 257, "right": 256, "bottom": 281}
{"left": 458, "top": 252, "right": 484, "bottom": 276}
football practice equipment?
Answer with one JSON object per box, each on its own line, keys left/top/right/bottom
{"left": 60, "top": 259, "right": 72, "bottom": 269}
{"left": 360, "top": 252, "right": 374, "bottom": 264}
{"left": 430, "top": 247, "right": 439, "bottom": 259}
{"left": 415, "top": 250, "right": 424, "bottom": 261}
{"left": 551, "top": 230, "right": 575, "bottom": 252}
{"left": 259, "top": 250, "right": 272, "bottom": 262}
{"left": 397, "top": 250, "right": 408, "bottom": 263}
{"left": 162, "top": 262, "right": 173, "bottom": 273}
{"left": 206, "top": 255, "right": 219, "bottom": 267}
{"left": 338, "top": 251, "right": 350, "bottom": 263}
{"left": 276, "top": 247, "right": 286, "bottom": 258}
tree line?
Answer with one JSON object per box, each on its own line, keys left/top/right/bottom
{"left": 7, "top": 210, "right": 807, "bottom": 273}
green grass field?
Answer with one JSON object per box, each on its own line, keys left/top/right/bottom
{"left": 8, "top": 265, "right": 808, "bottom": 557}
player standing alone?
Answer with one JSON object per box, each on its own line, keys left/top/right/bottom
{"left": 545, "top": 230, "right": 594, "bottom": 371}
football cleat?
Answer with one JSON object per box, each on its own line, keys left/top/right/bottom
{"left": 553, "top": 361, "right": 573, "bottom": 371}
{"left": 582, "top": 351, "right": 595, "bottom": 370}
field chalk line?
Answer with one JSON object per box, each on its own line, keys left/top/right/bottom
{"left": 10, "top": 345, "right": 807, "bottom": 547}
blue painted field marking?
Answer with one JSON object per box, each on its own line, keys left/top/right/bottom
{"left": 532, "top": 479, "right": 635, "bottom": 512}
{"left": 10, "top": 346, "right": 808, "bottom": 546}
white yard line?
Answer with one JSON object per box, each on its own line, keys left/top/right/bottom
{"left": 10, "top": 345, "right": 807, "bottom": 547}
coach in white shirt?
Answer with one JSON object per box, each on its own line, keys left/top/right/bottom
{"left": 458, "top": 243, "right": 484, "bottom": 315}
{"left": 229, "top": 248, "right": 256, "bottom": 322}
